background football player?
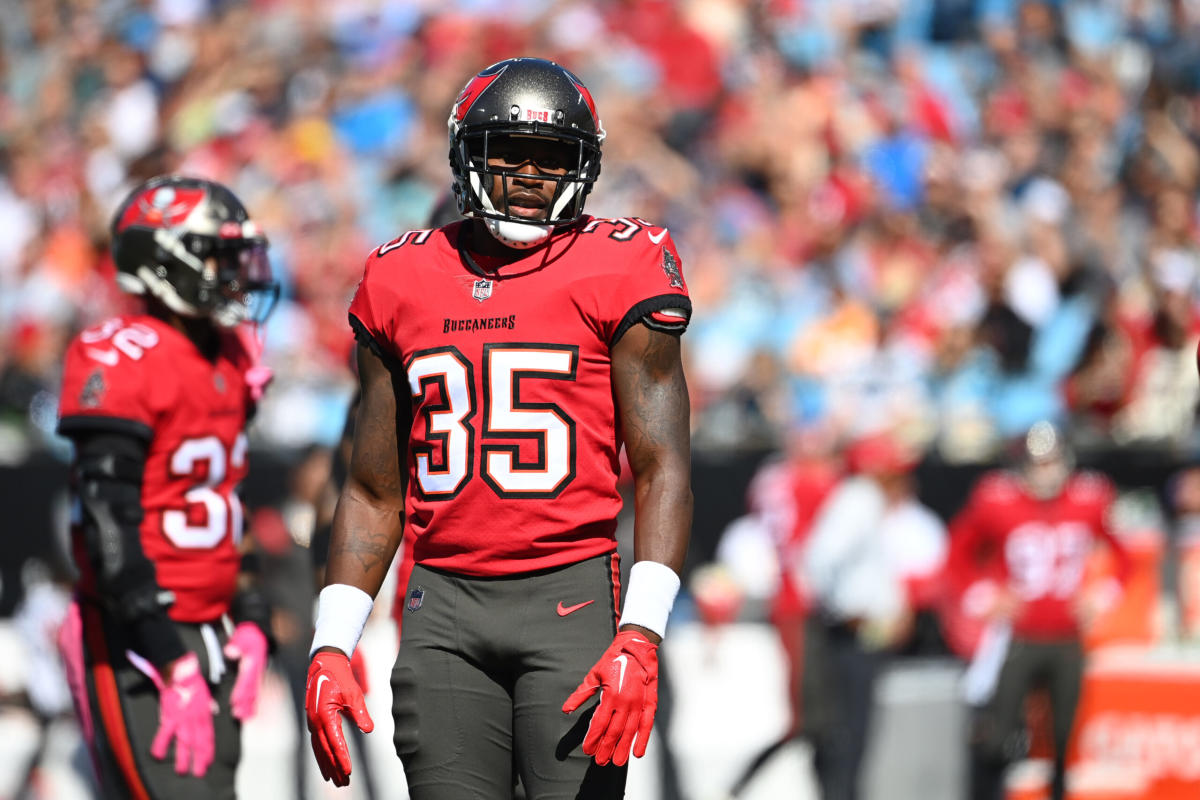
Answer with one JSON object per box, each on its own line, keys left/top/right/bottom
{"left": 946, "top": 421, "right": 1130, "bottom": 800}
{"left": 304, "top": 57, "right": 693, "bottom": 799}
{"left": 56, "top": 175, "right": 279, "bottom": 799}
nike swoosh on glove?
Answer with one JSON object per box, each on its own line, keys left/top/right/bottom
{"left": 147, "top": 652, "right": 217, "bottom": 777}
{"left": 222, "top": 622, "right": 269, "bottom": 721}
{"left": 306, "top": 650, "right": 374, "bottom": 787}
{"left": 562, "top": 630, "right": 659, "bottom": 766}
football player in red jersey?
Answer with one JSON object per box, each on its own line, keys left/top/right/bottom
{"left": 304, "top": 57, "right": 693, "bottom": 799}
{"left": 946, "top": 422, "right": 1130, "bottom": 800}
{"left": 56, "top": 175, "right": 279, "bottom": 799}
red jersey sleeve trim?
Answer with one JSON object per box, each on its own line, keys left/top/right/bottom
{"left": 58, "top": 414, "right": 154, "bottom": 442}
{"left": 611, "top": 294, "right": 693, "bottom": 346}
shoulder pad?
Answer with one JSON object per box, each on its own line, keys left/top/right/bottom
{"left": 375, "top": 228, "right": 437, "bottom": 257}
{"left": 69, "top": 316, "right": 167, "bottom": 373}
{"left": 580, "top": 216, "right": 672, "bottom": 249}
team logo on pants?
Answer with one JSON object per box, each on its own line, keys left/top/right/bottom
{"left": 407, "top": 587, "right": 425, "bottom": 613}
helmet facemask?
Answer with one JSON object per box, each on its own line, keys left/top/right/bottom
{"left": 207, "top": 234, "right": 279, "bottom": 328}
{"left": 452, "top": 127, "right": 602, "bottom": 248}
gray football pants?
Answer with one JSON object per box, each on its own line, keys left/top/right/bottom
{"left": 66, "top": 601, "right": 240, "bottom": 800}
{"left": 392, "top": 553, "right": 629, "bottom": 799}
{"left": 970, "top": 637, "right": 1084, "bottom": 800}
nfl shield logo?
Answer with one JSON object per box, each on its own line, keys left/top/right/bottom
{"left": 407, "top": 587, "right": 425, "bottom": 613}
{"left": 472, "top": 279, "right": 493, "bottom": 302}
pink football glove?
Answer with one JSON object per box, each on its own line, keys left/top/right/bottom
{"left": 234, "top": 323, "right": 273, "bottom": 401}
{"left": 148, "top": 652, "right": 216, "bottom": 777}
{"left": 562, "top": 630, "right": 659, "bottom": 766}
{"left": 57, "top": 599, "right": 95, "bottom": 746}
{"left": 222, "top": 622, "right": 269, "bottom": 721}
{"left": 306, "top": 650, "right": 374, "bottom": 787}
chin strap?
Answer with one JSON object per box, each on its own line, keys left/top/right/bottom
{"left": 485, "top": 217, "right": 552, "bottom": 249}
{"left": 470, "top": 170, "right": 554, "bottom": 250}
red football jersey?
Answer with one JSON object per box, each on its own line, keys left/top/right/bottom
{"left": 59, "top": 314, "right": 255, "bottom": 621}
{"left": 946, "top": 470, "right": 1130, "bottom": 639}
{"left": 349, "top": 218, "right": 691, "bottom": 576}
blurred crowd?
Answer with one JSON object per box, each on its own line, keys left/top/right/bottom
{"left": 3, "top": 3, "right": 1200, "bottom": 797}
{"left": 1, "top": 0, "right": 1199, "bottom": 462}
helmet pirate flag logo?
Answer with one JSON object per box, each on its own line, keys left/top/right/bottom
{"left": 452, "top": 61, "right": 508, "bottom": 124}
{"left": 118, "top": 185, "right": 206, "bottom": 230}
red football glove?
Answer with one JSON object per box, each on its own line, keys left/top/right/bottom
{"left": 306, "top": 650, "right": 374, "bottom": 787}
{"left": 222, "top": 622, "right": 269, "bottom": 721}
{"left": 147, "top": 652, "right": 216, "bottom": 777}
{"left": 562, "top": 630, "right": 659, "bottom": 766}
{"left": 350, "top": 646, "right": 370, "bottom": 694}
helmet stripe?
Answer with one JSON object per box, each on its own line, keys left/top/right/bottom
{"left": 452, "top": 63, "right": 508, "bottom": 124}
{"left": 569, "top": 77, "right": 598, "bottom": 128}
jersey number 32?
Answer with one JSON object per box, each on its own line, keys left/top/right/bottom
{"left": 163, "top": 434, "right": 247, "bottom": 548}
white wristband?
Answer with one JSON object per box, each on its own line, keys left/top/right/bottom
{"left": 619, "top": 561, "right": 681, "bottom": 639}
{"left": 310, "top": 584, "right": 375, "bottom": 659}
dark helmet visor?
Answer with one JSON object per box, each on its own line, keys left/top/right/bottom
{"left": 213, "top": 241, "right": 279, "bottom": 325}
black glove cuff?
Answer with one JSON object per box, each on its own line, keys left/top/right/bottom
{"left": 231, "top": 587, "right": 276, "bottom": 653}
{"left": 127, "top": 611, "right": 188, "bottom": 669}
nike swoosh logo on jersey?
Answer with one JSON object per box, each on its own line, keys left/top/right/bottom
{"left": 85, "top": 347, "right": 119, "bottom": 366}
{"left": 648, "top": 229, "right": 668, "bottom": 245}
{"left": 556, "top": 600, "right": 595, "bottom": 617}
{"left": 614, "top": 654, "right": 629, "bottom": 691}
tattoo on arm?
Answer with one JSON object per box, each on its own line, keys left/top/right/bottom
{"left": 324, "top": 344, "right": 408, "bottom": 593}
{"left": 332, "top": 526, "right": 392, "bottom": 574}
{"left": 613, "top": 323, "right": 692, "bottom": 570}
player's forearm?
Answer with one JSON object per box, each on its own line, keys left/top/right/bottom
{"left": 310, "top": 484, "right": 402, "bottom": 659}
{"left": 631, "top": 464, "right": 692, "bottom": 573}
{"left": 324, "top": 481, "right": 405, "bottom": 597}
{"left": 622, "top": 466, "right": 690, "bottom": 645}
